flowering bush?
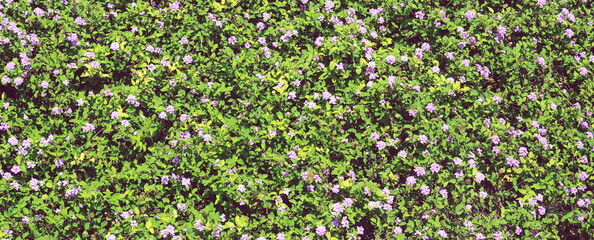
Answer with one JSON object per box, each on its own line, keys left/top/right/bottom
{"left": 0, "top": 0, "right": 593, "bottom": 239}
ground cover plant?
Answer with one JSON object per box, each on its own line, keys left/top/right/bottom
{"left": 0, "top": 0, "right": 593, "bottom": 239}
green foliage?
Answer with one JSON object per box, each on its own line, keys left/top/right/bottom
{"left": 0, "top": 0, "right": 593, "bottom": 239}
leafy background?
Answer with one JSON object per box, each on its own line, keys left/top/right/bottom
{"left": 0, "top": 0, "right": 592, "bottom": 239}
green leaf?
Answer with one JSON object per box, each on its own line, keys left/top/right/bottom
{"left": 146, "top": 219, "right": 153, "bottom": 231}
{"left": 235, "top": 215, "right": 249, "bottom": 227}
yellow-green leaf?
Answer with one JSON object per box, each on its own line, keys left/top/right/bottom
{"left": 146, "top": 219, "right": 153, "bottom": 230}
{"left": 236, "top": 216, "right": 249, "bottom": 227}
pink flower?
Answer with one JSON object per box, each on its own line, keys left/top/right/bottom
{"left": 316, "top": 225, "right": 327, "bottom": 236}
{"left": 121, "top": 120, "right": 130, "bottom": 127}
{"left": 82, "top": 123, "right": 96, "bottom": 133}
{"left": 538, "top": 206, "right": 546, "bottom": 215}
{"left": 468, "top": 159, "right": 476, "bottom": 168}
{"left": 170, "top": 1, "right": 180, "bottom": 11}
{"left": 557, "top": 13, "right": 565, "bottom": 23}
{"left": 431, "top": 66, "right": 440, "bottom": 73}
{"left": 536, "top": 56, "right": 546, "bottom": 67}
{"left": 5, "top": 62, "right": 15, "bottom": 71}
{"left": 518, "top": 147, "right": 528, "bottom": 157}
{"left": 475, "top": 172, "right": 485, "bottom": 183}
{"left": 41, "top": 81, "right": 49, "bottom": 89}
{"left": 10, "top": 165, "right": 21, "bottom": 174}
{"left": 418, "top": 134, "right": 428, "bottom": 144}
{"left": 314, "top": 37, "right": 324, "bottom": 46}
{"left": 165, "top": 105, "right": 175, "bottom": 114}
{"left": 476, "top": 64, "right": 491, "bottom": 79}
{"left": 465, "top": 10, "right": 476, "bottom": 19}
{"left": 287, "top": 151, "right": 297, "bottom": 161}
{"left": 551, "top": 103, "right": 557, "bottom": 110}
{"left": 370, "top": 132, "right": 380, "bottom": 141}
{"left": 388, "top": 76, "right": 396, "bottom": 86}
{"left": 430, "top": 163, "right": 440, "bottom": 173}
{"left": 414, "top": 167, "right": 426, "bottom": 176}
{"left": 160, "top": 225, "right": 175, "bottom": 238}
{"left": 419, "top": 185, "right": 430, "bottom": 195}
{"left": 565, "top": 28, "right": 574, "bottom": 38}
{"left": 183, "top": 55, "right": 193, "bottom": 64}
{"left": 439, "top": 189, "right": 448, "bottom": 198}
{"left": 256, "top": 22, "right": 266, "bottom": 30}
{"left": 228, "top": 36, "right": 237, "bottom": 44}
{"left": 386, "top": 55, "right": 396, "bottom": 64}
{"left": 406, "top": 176, "right": 416, "bottom": 186}
{"left": 492, "top": 95, "right": 502, "bottom": 103}
{"left": 110, "top": 42, "right": 120, "bottom": 51}
{"left": 415, "top": 11, "right": 425, "bottom": 19}
{"left": 438, "top": 230, "right": 447, "bottom": 238}
{"left": 578, "top": 172, "right": 588, "bottom": 181}
{"left": 567, "top": 13, "right": 576, "bottom": 22}
{"left": 332, "top": 203, "right": 345, "bottom": 216}
{"left": 506, "top": 157, "right": 520, "bottom": 167}
{"left": 324, "top": 1, "right": 334, "bottom": 12}
{"left": 84, "top": 51, "right": 96, "bottom": 58}
{"left": 479, "top": 191, "right": 488, "bottom": 199}
{"left": 398, "top": 150, "right": 407, "bottom": 158}
{"left": 74, "top": 16, "right": 88, "bottom": 25}
{"left": 181, "top": 177, "right": 191, "bottom": 187}
{"left": 421, "top": 42, "right": 431, "bottom": 51}
{"left": 425, "top": 103, "right": 435, "bottom": 112}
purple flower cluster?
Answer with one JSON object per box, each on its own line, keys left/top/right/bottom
{"left": 476, "top": 64, "right": 491, "bottom": 79}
